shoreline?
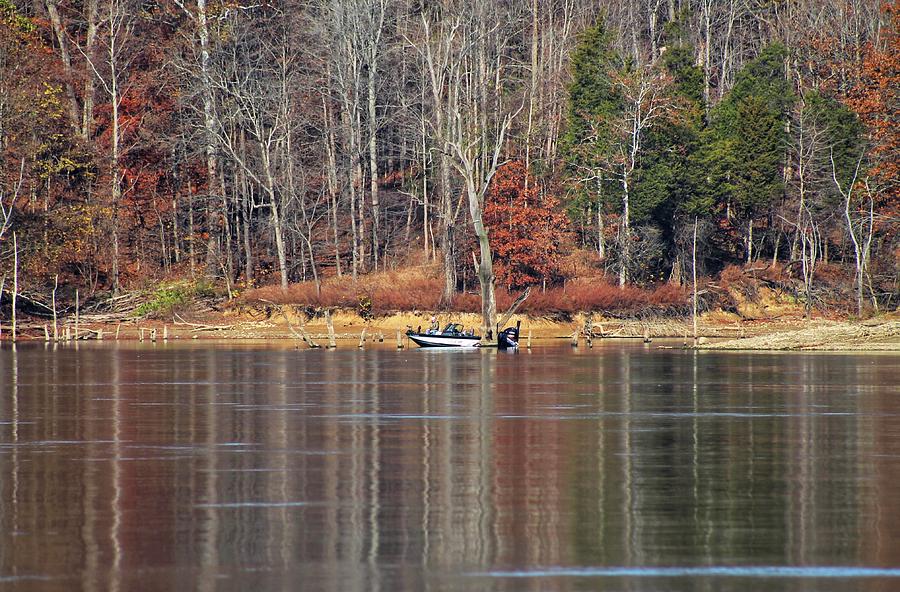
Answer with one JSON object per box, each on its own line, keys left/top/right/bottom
{"left": 3, "top": 305, "right": 897, "bottom": 351}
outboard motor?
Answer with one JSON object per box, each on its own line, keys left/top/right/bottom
{"left": 498, "top": 320, "right": 520, "bottom": 350}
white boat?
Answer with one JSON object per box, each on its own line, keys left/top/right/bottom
{"left": 406, "top": 323, "right": 481, "bottom": 348}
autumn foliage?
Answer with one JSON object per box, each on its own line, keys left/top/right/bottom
{"left": 484, "top": 162, "right": 567, "bottom": 290}
{"left": 0, "top": 0, "right": 896, "bottom": 322}
{"left": 845, "top": 0, "right": 900, "bottom": 207}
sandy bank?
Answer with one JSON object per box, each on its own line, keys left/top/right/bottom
{"left": 7, "top": 302, "right": 897, "bottom": 352}
{"left": 697, "top": 319, "right": 900, "bottom": 351}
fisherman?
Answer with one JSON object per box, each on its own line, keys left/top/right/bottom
{"left": 428, "top": 315, "right": 439, "bottom": 334}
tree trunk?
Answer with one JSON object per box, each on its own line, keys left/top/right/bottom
{"left": 242, "top": 190, "right": 252, "bottom": 285}
{"left": 524, "top": 0, "right": 539, "bottom": 179}
{"left": 82, "top": 0, "right": 99, "bottom": 139}
{"left": 260, "top": 147, "right": 288, "bottom": 291}
{"left": 619, "top": 174, "right": 630, "bottom": 287}
{"left": 472, "top": 212, "right": 496, "bottom": 341}
{"left": 45, "top": 0, "right": 81, "bottom": 130}
{"left": 12, "top": 232, "right": 18, "bottom": 342}
{"left": 110, "top": 20, "right": 121, "bottom": 295}
{"left": 439, "top": 155, "right": 456, "bottom": 305}
{"left": 198, "top": 0, "right": 220, "bottom": 277}
{"left": 692, "top": 217, "right": 698, "bottom": 344}
{"left": 270, "top": 192, "right": 289, "bottom": 292}
{"left": 701, "top": 0, "right": 712, "bottom": 114}
{"left": 367, "top": 68, "right": 380, "bottom": 270}
{"left": 746, "top": 218, "right": 753, "bottom": 264}
{"left": 322, "top": 96, "right": 342, "bottom": 277}
{"left": 340, "top": 108, "right": 360, "bottom": 280}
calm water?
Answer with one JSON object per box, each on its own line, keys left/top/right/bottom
{"left": 1, "top": 341, "right": 899, "bottom": 591}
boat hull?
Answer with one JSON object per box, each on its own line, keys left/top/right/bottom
{"left": 407, "top": 333, "right": 481, "bottom": 348}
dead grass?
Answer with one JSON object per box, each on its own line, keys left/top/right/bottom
{"left": 241, "top": 267, "right": 690, "bottom": 318}
{"left": 242, "top": 266, "right": 445, "bottom": 315}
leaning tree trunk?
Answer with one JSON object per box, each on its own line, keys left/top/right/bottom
{"left": 472, "top": 213, "right": 496, "bottom": 341}
{"left": 261, "top": 152, "right": 288, "bottom": 292}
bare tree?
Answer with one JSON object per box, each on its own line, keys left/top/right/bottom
{"left": 324, "top": 0, "right": 366, "bottom": 279}
{"left": 439, "top": 1, "right": 524, "bottom": 339}
{"left": 589, "top": 62, "right": 675, "bottom": 286}
{"left": 0, "top": 159, "right": 24, "bottom": 244}
{"left": 174, "top": 0, "right": 229, "bottom": 279}
{"left": 413, "top": 8, "right": 463, "bottom": 304}
{"left": 831, "top": 150, "right": 870, "bottom": 317}
{"left": 206, "top": 9, "right": 296, "bottom": 291}
{"left": 83, "top": 0, "right": 140, "bottom": 294}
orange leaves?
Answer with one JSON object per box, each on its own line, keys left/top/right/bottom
{"left": 484, "top": 161, "right": 568, "bottom": 290}
{"left": 844, "top": 1, "right": 899, "bottom": 204}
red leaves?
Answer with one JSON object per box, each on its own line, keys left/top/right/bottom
{"left": 484, "top": 161, "right": 568, "bottom": 290}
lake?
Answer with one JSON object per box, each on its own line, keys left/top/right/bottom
{"left": 1, "top": 341, "right": 899, "bottom": 591}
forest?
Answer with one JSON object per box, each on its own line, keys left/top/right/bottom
{"left": 0, "top": 0, "right": 897, "bottom": 329}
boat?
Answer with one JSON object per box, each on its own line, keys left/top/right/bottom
{"left": 406, "top": 323, "right": 481, "bottom": 348}
{"left": 497, "top": 321, "right": 520, "bottom": 350}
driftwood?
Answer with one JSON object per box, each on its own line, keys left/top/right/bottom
{"left": 258, "top": 301, "right": 319, "bottom": 348}
{"left": 174, "top": 314, "right": 234, "bottom": 332}
{"left": 71, "top": 328, "right": 104, "bottom": 340}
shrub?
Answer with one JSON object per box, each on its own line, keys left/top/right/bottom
{"left": 240, "top": 269, "right": 691, "bottom": 318}
{"left": 132, "top": 280, "right": 218, "bottom": 318}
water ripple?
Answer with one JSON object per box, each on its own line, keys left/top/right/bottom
{"left": 472, "top": 566, "right": 900, "bottom": 578}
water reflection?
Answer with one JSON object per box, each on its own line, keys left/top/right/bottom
{"left": 0, "top": 343, "right": 899, "bottom": 591}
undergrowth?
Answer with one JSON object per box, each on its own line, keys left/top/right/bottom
{"left": 241, "top": 267, "right": 690, "bottom": 318}
{"left": 134, "top": 280, "right": 216, "bottom": 318}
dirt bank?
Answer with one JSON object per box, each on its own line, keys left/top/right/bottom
{"left": 697, "top": 319, "right": 900, "bottom": 351}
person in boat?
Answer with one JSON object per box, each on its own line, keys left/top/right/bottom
{"left": 427, "top": 316, "right": 439, "bottom": 334}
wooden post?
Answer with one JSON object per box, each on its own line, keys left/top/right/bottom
{"left": 527, "top": 328, "right": 532, "bottom": 349}
{"left": 115, "top": 323, "right": 121, "bottom": 340}
{"left": 44, "top": 324, "right": 50, "bottom": 342}
{"left": 12, "top": 232, "right": 18, "bottom": 342}
{"left": 326, "top": 310, "right": 336, "bottom": 349}
{"left": 98, "top": 329, "right": 103, "bottom": 340}
{"left": 150, "top": 328, "right": 157, "bottom": 342}
{"left": 52, "top": 274, "right": 59, "bottom": 341}
{"left": 586, "top": 313, "right": 593, "bottom": 348}
{"left": 643, "top": 326, "right": 652, "bottom": 343}
{"left": 65, "top": 325, "right": 71, "bottom": 342}
{"left": 75, "top": 289, "right": 79, "bottom": 340}
{"left": 140, "top": 327, "right": 145, "bottom": 342}
{"left": 396, "top": 329, "right": 404, "bottom": 349}
{"left": 570, "top": 331, "right": 578, "bottom": 347}
{"left": 163, "top": 325, "right": 168, "bottom": 341}
{"left": 358, "top": 328, "right": 367, "bottom": 348}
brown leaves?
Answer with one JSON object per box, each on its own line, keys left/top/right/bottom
{"left": 484, "top": 161, "right": 568, "bottom": 290}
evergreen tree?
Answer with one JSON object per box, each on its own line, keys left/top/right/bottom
{"left": 707, "top": 43, "right": 795, "bottom": 262}
{"left": 560, "top": 19, "right": 622, "bottom": 254}
{"left": 630, "top": 37, "right": 709, "bottom": 281}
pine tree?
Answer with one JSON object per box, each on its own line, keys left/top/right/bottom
{"left": 560, "top": 19, "right": 622, "bottom": 255}
{"left": 708, "top": 43, "right": 795, "bottom": 262}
